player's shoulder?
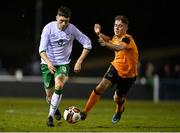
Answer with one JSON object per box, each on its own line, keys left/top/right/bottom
{"left": 67, "top": 23, "right": 77, "bottom": 29}
{"left": 42, "top": 21, "right": 58, "bottom": 33}
{"left": 66, "top": 23, "right": 80, "bottom": 33}
{"left": 123, "top": 34, "right": 132, "bottom": 39}
{"left": 43, "top": 21, "right": 56, "bottom": 29}
{"left": 121, "top": 34, "right": 132, "bottom": 44}
{"left": 46, "top": 21, "right": 56, "bottom": 27}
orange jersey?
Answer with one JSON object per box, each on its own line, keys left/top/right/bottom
{"left": 111, "top": 34, "right": 139, "bottom": 78}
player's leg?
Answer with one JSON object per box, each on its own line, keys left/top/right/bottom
{"left": 81, "top": 64, "right": 117, "bottom": 120}
{"left": 45, "top": 88, "right": 53, "bottom": 104}
{"left": 112, "top": 90, "right": 126, "bottom": 124}
{"left": 112, "top": 77, "right": 136, "bottom": 124}
{"left": 48, "top": 65, "right": 69, "bottom": 123}
{"left": 45, "top": 88, "right": 61, "bottom": 121}
{"left": 41, "top": 64, "right": 56, "bottom": 126}
{"left": 81, "top": 78, "right": 112, "bottom": 120}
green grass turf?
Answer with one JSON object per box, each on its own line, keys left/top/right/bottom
{"left": 0, "top": 97, "right": 180, "bottom": 132}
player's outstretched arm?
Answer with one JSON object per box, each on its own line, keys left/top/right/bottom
{"left": 98, "top": 38, "right": 127, "bottom": 51}
{"left": 94, "top": 24, "right": 111, "bottom": 42}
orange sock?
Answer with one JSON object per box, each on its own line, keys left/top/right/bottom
{"left": 83, "top": 90, "right": 101, "bottom": 113}
{"left": 115, "top": 97, "right": 126, "bottom": 113}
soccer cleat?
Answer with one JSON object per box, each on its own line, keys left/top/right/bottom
{"left": 54, "top": 108, "right": 61, "bottom": 120}
{"left": 80, "top": 112, "right": 87, "bottom": 120}
{"left": 112, "top": 112, "right": 122, "bottom": 124}
{"left": 47, "top": 116, "right": 54, "bottom": 127}
{"left": 112, "top": 105, "right": 125, "bottom": 124}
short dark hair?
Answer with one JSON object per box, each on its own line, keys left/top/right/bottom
{"left": 115, "top": 15, "right": 129, "bottom": 25}
{"left": 57, "top": 6, "right": 72, "bottom": 18}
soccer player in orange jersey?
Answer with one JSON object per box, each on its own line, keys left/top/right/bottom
{"left": 80, "top": 15, "right": 139, "bottom": 124}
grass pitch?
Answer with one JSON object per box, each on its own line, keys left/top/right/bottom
{"left": 0, "top": 97, "right": 180, "bottom": 132}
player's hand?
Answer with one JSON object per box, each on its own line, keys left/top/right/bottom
{"left": 94, "top": 24, "right": 101, "bottom": 35}
{"left": 74, "top": 62, "right": 81, "bottom": 73}
{"left": 98, "top": 36, "right": 106, "bottom": 46}
{"left": 47, "top": 62, "right": 56, "bottom": 74}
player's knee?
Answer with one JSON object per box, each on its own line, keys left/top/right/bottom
{"left": 55, "top": 74, "right": 68, "bottom": 84}
{"left": 113, "top": 91, "right": 125, "bottom": 103}
{"left": 96, "top": 82, "right": 109, "bottom": 93}
{"left": 113, "top": 96, "right": 124, "bottom": 104}
{"left": 55, "top": 81, "right": 64, "bottom": 89}
{"left": 95, "top": 85, "right": 105, "bottom": 94}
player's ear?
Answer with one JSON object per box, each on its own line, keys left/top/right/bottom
{"left": 125, "top": 24, "right": 128, "bottom": 31}
{"left": 126, "top": 26, "right": 128, "bottom": 31}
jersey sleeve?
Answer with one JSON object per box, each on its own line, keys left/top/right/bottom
{"left": 121, "top": 36, "right": 133, "bottom": 49}
{"left": 39, "top": 24, "right": 50, "bottom": 54}
{"left": 71, "top": 24, "right": 92, "bottom": 50}
{"left": 122, "top": 36, "right": 130, "bottom": 44}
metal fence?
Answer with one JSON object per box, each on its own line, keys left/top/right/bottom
{"left": 0, "top": 75, "right": 179, "bottom": 102}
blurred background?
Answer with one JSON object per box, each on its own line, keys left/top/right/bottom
{"left": 0, "top": 0, "right": 180, "bottom": 100}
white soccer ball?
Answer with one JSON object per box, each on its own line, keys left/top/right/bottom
{"left": 63, "top": 106, "right": 81, "bottom": 124}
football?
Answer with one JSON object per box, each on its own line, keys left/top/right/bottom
{"left": 63, "top": 106, "right": 81, "bottom": 124}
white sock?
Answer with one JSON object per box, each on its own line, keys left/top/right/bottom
{"left": 48, "top": 93, "right": 62, "bottom": 117}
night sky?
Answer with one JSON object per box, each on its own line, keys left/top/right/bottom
{"left": 0, "top": 0, "right": 180, "bottom": 72}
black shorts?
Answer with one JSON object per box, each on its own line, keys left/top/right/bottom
{"left": 104, "top": 64, "right": 136, "bottom": 96}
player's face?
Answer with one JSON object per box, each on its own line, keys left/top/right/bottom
{"left": 56, "top": 16, "right": 70, "bottom": 30}
{"left": 114, "top": 20, "right": 128, "bottom": 36}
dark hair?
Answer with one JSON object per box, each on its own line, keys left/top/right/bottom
{"left": 57, "top": 6, "right": 72, "bottom": 18}
{"left": 115, "top": 15, "right": 129, "bottom": 25}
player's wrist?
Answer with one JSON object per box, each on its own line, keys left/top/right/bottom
{"left": 96, "top": 32, "right": 101, "bottom": 36}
